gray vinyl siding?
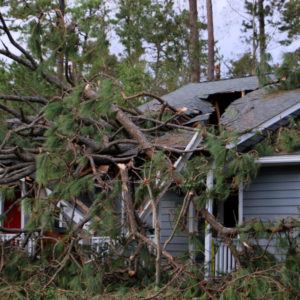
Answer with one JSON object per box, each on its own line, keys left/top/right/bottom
{"left": 243, "top": 165, "right": 300, "bottom": 257}
{"left": 158, "top": 191, "right": 189, "bottom": 257}
{"left": 243, "top": 165, "right": 300, "bottom": 222}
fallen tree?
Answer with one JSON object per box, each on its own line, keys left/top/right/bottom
{"left": 0, "top": 3, "right": 299, "bottom": 299}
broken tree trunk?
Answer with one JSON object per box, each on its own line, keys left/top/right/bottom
{"left": 189, "top": 0, "right": 200, "bottom": 83}
{"left": 206, "top": 0, "right": 215, "bottom": 81}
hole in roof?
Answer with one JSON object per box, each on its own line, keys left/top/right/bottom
{"left": 207, "top": 90, "right": 253, "bottom": 126}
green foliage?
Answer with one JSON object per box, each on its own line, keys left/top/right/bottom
{"left": 277, "top": 0, "right": 300, "bottom": 45}
{"left": 0, "top": 185, "right": 15, "bottom": 202}
{"left": 44, "top": 101, "right": 63, "bottom": 121}
{"left": 115, "top": 0, "right": 192, "bottom": 94}
{"left": 204, "top": 129, "right": 258, "bottom": 202}
{"left": 115, "top": 60, "right": 154, "bottom": 98}
{"left": 253, "top": 138, "right": 275, "bottom": 156}
{"left": 278, "top": 127, "right": 300, "bottom": 152}
{"left": 275, "top": 48, "right": 300, "bottom": 90}
{"left": 135, "top": 151, "right": 171, "bottom": 202}
{"left": 256, "top": 53, "right": 273, "bottom": 88}
{"left": 227, "top": 52, "right": 254, "bottom": 77}
{"left": 180, "top": 156, "right": 208, "bottom": 193}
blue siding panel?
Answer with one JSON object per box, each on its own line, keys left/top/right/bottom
{"left": 243, "top": 165, "right": 300, "bottom": 257}
{"left": 244, "top": 165, "right": 300, "bottom": 222}
{"left": 158, "top": 191, "right": 189, "bottom": 256}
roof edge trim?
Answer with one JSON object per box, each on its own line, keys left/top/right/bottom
{"left": 255, "top": 155, "right": 300, "bottom": 165}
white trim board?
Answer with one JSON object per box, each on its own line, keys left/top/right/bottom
{"left": 204, "top": 168, "right": 214, "bottom": 278}
{"left": 238, "top": 183, "right": 243, "bottom": 225}
{"left": 20, "top": 178, "right": 26, "bottom": 229}
{"left": 255, "top": 155, "right": 300, "bottom": 165}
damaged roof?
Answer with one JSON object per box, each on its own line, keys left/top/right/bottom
{"left": 139, "top": 76, "right": 261, "bottom": 115}
{"left": 221, "top": 88, "right": 300, "bottom": 132}
{"left": 152, "top": 131, "right": 195, "bottom": 148}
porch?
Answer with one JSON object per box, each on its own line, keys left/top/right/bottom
{"left": 0, "top": 233, "right": 112, "bottom": 256}
{"left": 209, "top": 238, "right": 237, "bottom": 276}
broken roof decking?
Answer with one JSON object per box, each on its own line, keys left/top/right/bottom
{"left": 139, "top": 76, "right": 261, "bottom": 115}
{"left": 153, "top": 131, "right": 196, "bottom": 148}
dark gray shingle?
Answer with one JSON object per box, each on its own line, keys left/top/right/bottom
{"left": 221, "top": 88, "right": 300, "bottom": 132}
{"left": 139, "top": 76, "right": 261, "bottom": 115}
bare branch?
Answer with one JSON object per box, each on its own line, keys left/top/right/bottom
{"left": 163, "top": 190, "right": 193, "bottom": 250}
{"left": 0, "top": 102, "right": 22, "bottom": 118}
{"left": 0, "top": 48, "right": 35, "bottom": 70}
{"left": 0, "top": 130, "right": 12, "bottom": 150}
{"left": 112, "top": 105, "right": 155, "bottom": 159}
{"left": 132, "top": 115, "right": 195, "bottom": 131}
{"left": 124, "top": 91, "right": 179, "bottom": 114}
{"left": 43, "top": 72, "right": 71, "bottom": 91}
{"left": 118, "top": 164, "right": 137, "bottom": 236}
{"left": 90, "top": 154, "right": 137, "bottom": 164}
{"left": 0, "top": 164, "right": 35, "bottom": 184}
{"left": 0, "top": 94, "right": 48, "bottom": 105}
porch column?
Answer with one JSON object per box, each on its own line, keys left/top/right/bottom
{"left": 20, "top": 178, "right": 26, "bottom": 229}
{"left": 188, "top": 201, "right": 195, "bottom": 260}
{"left": 238, "top": 183, "right": 243, "bottom": 224}
{"left": 0, "top": 189, "right": 2, "bottom": 227}
{"left": 0, "top": 173, "right": 3, "bottom": 227}
{"left": 205, "top": 168, "right": 214, "bottom": 277}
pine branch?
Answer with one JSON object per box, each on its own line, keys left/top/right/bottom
{"left": 0, "top": 12, "right": 37, "bottom": 69}
{"left": 0, "top": 94, "right": 48, "bottom": 105}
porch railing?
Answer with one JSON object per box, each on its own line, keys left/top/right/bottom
{"left": 0, "top": 234, "right": 113, "bottom": 255}
{"left": 213, "top": 239, "right": 237, "bottom": 276}
{"left": 0, "top": 233, "right": 35, "bottom": 255}
{"left": 0, "top": 233, "right": 161, "bottom": 258}
{"left": 90, "top": 236, "right": 111, "bottom": 253}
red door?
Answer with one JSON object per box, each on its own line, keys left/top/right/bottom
{"left": 3, "top": 191, "right": 22, "bottom": 229}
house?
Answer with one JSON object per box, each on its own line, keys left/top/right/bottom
{"left": 0, "top": 76, "right": 299, "bottom": 277}
{"left": 139, "top": 79, "right": 300, "bottom": 275}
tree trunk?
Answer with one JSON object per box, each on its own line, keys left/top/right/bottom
{"left": 57, "top": 0, "right": 65, "bottom": 83}
{"left": 251, "top": 1, "right": 258, "bottom": 75}
{"left": 189, "top": 0, "right": 200, "bottom": 82}
{"left": 258, "top": 0, "right": 266, "bottom": 62}
{"left": 206, "top": 0, "right": 214, "bottom": 81}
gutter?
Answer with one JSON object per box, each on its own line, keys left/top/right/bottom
{"left": 255, "top": 155, "right": 300, "bottom": 165}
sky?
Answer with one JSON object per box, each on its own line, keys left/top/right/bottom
{"left": 1, "top": 0, "right": 299, "bottom": 75}
{"left": 107, "top": 0, "right": 299, "bottom": 75}
{"left": 176, "top": 0, "right": 299, "bottom": 72}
